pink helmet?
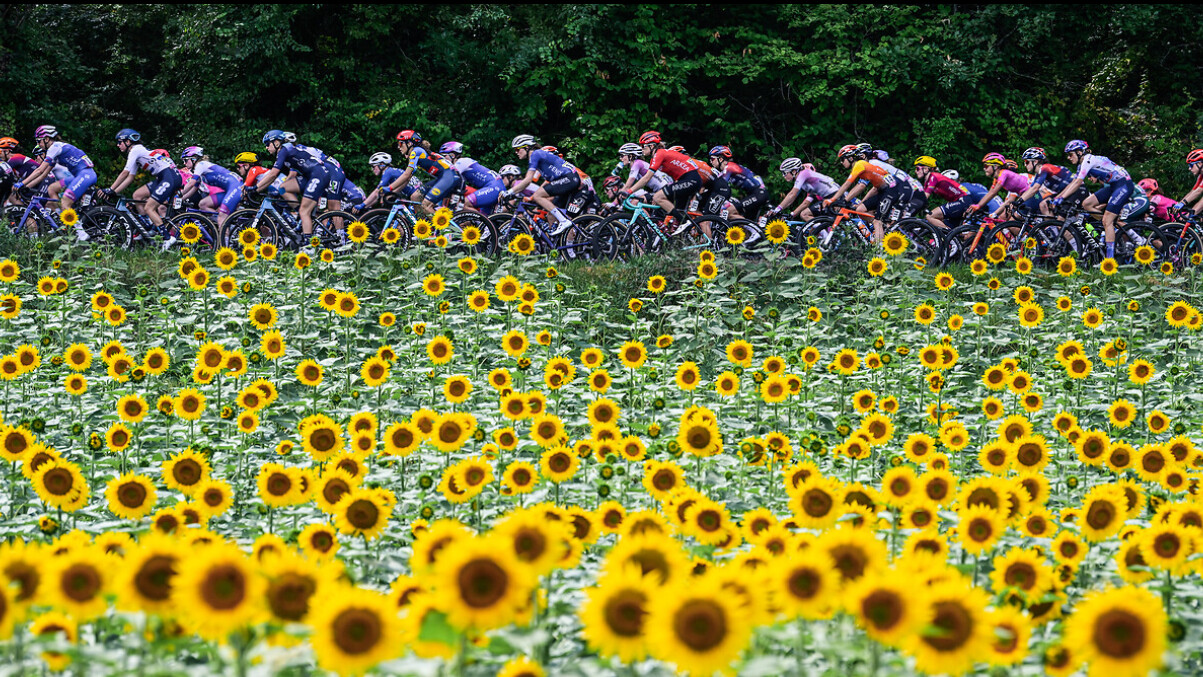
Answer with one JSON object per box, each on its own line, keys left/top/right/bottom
{"left": 981, "top": 152, "right": 1006, "bottom": 166}
{"left": 181, "top": 145, "right": 204, "bottom": 160}
{"left": 1137, "top": 178, "right": 1160, "bottom": 195}
{"left": 34, "top": 125, "right": 58, "bottom": 140}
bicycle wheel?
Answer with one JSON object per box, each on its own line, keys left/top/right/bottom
{"left": 167, "top": 213, "right": 221, "bottom": 252}
{"left": 1161, "top": 222, "right": 1203, "bottom": 268}
{"left": 314, "top": 210, "right": 357, "bottom": 249}
{"left": 1115, "top": 221, "right": 1166, "bottom": 265}
{"left": 447, "top": 211, "right": 495, "bottom": 256}
{"left": 83, "top": 207, "right": 135, "bottom": 248}
{"left": 221, "top": 209, "right": 286, "bottom": 250}
{"left": 669, "top": 215, "right": 725, "bottom": 254}
{"left": 794, "top": 216, "right": 833, "bottom": 254}
{"left": 721, "top": 218, "right": 762, "bottom": 252}
{"left": 891, "top": 218, "right": 945, "bottom": 267}
{"left": 560, "top": 213, "right": 602, "bottom": 261}
{"left": 591, "top": 212, "right": 633, "bottom": 261}
{"left": 1039, "top": 220, "right": 1089, "bottom": 264}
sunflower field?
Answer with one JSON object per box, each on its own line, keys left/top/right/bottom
{"left": 0, "top": 231, "right": 1201, "bottom": 676}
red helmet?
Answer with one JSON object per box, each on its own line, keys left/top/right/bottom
{"left": 1137, "top": 178, "right": 1160, "bottom": 194}
{"left": 1187, "top": 149, "right": 1203, "bottom": 164}
{"left": 541, "top": 145, "right": 559, "bottom": 154}
{"left": 638, "top": 131, "right": 661, "bottom": 145}
{"left": 603, "top": 175, "right": 621, "bottom": 189}
{"left": 837, "top": 144, "right": 860, "bottom": 160}
{"left": 0, "top": 137, "right": 17, "bottom": 150}
{"left": 396, "top": 129, "right": 421, "bottom": 144}
{"left": 150, "top": 149, "right": 169, "bottom": 158}
{"left": 668, "top": 145, "right": 686, "bottom": 153}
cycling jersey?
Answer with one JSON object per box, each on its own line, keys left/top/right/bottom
{"left": 792, "top": 168, "right": 840, "bottom": 198}
{"left": 406, "top": 147, "right": 453, "bottom": 178}
{"left": 5, "top": 154, "right": 38, "bottom": 180}
{"left": 1031, "top": 164, "right": 1076, "bottom": 193}
{"left": 453, "top": 158, "right": 501, "bottom": 189}
{"left": 377, "top": 167, "right": 403, "bottom": 190}
{"left": 941, "top": 182, "right": 1002, "bottom": 225}
{"left": 845, "top": 159, "right": 896, "bottom": 190}
{"left": 190, "top": 161, "right": 241, "bottom": 192}
{"left": 627, "top": 159, "right": 670, "bottom": 193}
{"left": 272, "top": 142, "right": 330, "bottom": 176}
{"left": 123, "top": 144, "right": 175, "bottom": 177}
{"left": 45, "top": 141, "right": 94, "bottom": 176}
{"left": 243, "top": 166, "right": 269, "bottom": 188}
{"left": 526, "top": 148, "right": 575, "bottom": 181}
{"left": 341, "top": 179, "right": 365, "bottom": 206}
{"left": 991, "top": 168, "right": 1030, "bottom": 194}
{"left": 1149, "top": 194, "right": 1177, "bottom": 221}
{"left": 923, "top": 172, "right": 969, "bottom": 202}
{"left": 649, "top": 148, "right": 704, "bottom": 182}
{"left": 1119, "top": 184, "right": 1149, "bottom": 221}
{"left": 723, "top": 162, "right": 764, "bottom": 192}
{"left": 1075, "top": 154, "right": 1131, "bottom": 183}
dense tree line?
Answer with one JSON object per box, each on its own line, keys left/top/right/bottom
{"left": 2, "top": 4, "right": 1201, "bottom": 192}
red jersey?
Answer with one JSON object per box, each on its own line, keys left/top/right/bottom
{"left": 650, "top": 149, "right": 704, "bottom": 181}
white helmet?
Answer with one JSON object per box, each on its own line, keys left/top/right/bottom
{"left": 941, "top": 169, "right": 960, "bottom": 181}
{"left": 618, "top": 143, "right": 642, "bottom": 156}
{"left": 779, "top": 157, "right": 803, "bottom": 173}
{"left": 499, "top": 164, "right": 522, "bottom": 177}
{"left": 282, "top": 131, "right": 297, "bottom": 143}
{"left": 511, "top": 134, "right": 537, "bottom": 149}
{"left": 369, "top": 152, "right": 392, "bottom": 166}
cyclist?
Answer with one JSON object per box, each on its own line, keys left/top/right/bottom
{"left": 1050, "top": 140, "right": 1133, "bottom": 260}
{"left": 0, "top": 138, "right": 35, "bottom": 206}
{"left": 104, "top": 129, "right": 182, "bottom": 230}
{"left": 966, "top": 153, "right": 1029, "bottom": 218}
{"left": 179, "top": 146, "right": 242, "bottom": 227}
{"left": 358, "top": 153, "right": 401, "bottom": 211}
{"left": 623, "top": 131, "right": 714, "bottom": 236}
{"left": 503, "top": 134, "right": 581, "bottom": 235}
{"left": 385, "top": 130, "right": 459, "bottom": 216}
{"left": 1171, "top": 149, "right": 1203, "bottom": 216}
{"left": 16, "top": 125, "right": 97, "bottom": 226}
{"left": 613, "top": 142, "right": 665, "bottom": 207}
{"left": 440, "top": 141, "right": 506, "bottom": 215}
{"left": 823, "top": 144, "right": 913, "bottom": 244}
{"left": 708, "top": 146, "right": 768, "bottom": 218}
{"left": 1138, "top": 178, "right": 1178, "bottom": 222}
{"left": 340, "top": 179, "right": 366, "bottom": 213}
{"left": 917, "top": 157, "right": 1001, "bottom": 230}
{"left": 768, "top": 158, "right": 840, "bottom": 221}
{"left": 255, "top": 129, "right": 333, "bottom": 237}
{"left": 996, "top": 148, "right": 1076, "bottom": 218}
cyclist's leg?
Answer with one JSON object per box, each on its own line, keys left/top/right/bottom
{"left": 217, "top": 185, "right": 242, "bottom": 227}
{"left": 1100, "top": 181, "right": 1133, "bottom": 254}
{"left": 325, "top": 165, "right": 345, "bottom": 229}
{"left": 297, "top": 168, "right": 329, "bottom": 235}
{"left": 928, "top": 205, "right": 949, "bottom": 230}
{"left": 61, "top": 169, "right": 96, "bottom": 212}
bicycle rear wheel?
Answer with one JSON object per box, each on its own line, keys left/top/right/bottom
{"left": 1161, "top": 222, "right": 1203, "bottom": 268}
{"left": 221, "top": 209, "right": 284, "bottom": 250}
{"left": 560, "top": 213, "right": 602, "bottom": 261}
{"left": 1115, "top": 221, "right": 1166, "bottom": 265}
{"left": 591, "top": 212, "right": 634, "bottom": 261}
{"left": 84, "top": 207, "right": 135, "bottom": 248}
{"left": 891, "top": 218, "right": 945, "bottom": 267}
{"left": 447, "top": 211, "right": 496, "bottom": 256}
{"left": 167, "top": 213, "right": 221, "bottom": 252}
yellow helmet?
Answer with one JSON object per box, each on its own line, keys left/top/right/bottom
{"left": 913, "top": 155, "right": 937, "bottom": 168}
{"left": 234, "top": 152, "right": 259, "bottom": 164}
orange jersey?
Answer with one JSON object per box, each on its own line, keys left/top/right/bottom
{"left": 846, "top": 159, "right": 895, "bottom": 189}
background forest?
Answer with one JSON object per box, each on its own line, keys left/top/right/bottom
{"left": 2, "top": 4, "right": 1201, "bottom": 192}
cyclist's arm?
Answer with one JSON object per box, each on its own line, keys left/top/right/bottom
{"left": 825, "top": 174, "right": 859, "bottom": 204}
{"left": 974, "top": 181, "right": 1004, "bottom": 210}
{"left": 20, "top": 162, "right": 53, "bottom": 189}
{"left": 1179, "top": 185, "right": 1203, "bottom": 210}
{"left": 109, "top": 169, "right": 135, "bottom": 193}
{"left": 361, "top": 187, "right": 381, "bottom": 208}
{"left": 849, "top": 183, "right": 870, "bottom": 202}
{"left": 774, "top": 186, "right": 801, "bottom": 213}
{"left": 625, "top": 169, "right": 653, "bottom": 196}
{"left": 255, "top": 167, "right": 282, "bottom": 192}
{"left": 178, "top": 178, "right": 199, "bottom": 200}
{"left": 386, "top": 166, "right": 415, "bottom": 194}
{"left": 1054, "top": 177, "right": 1084, "bottom": 202}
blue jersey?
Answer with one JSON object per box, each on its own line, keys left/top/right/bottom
{"left": 272, "top": 142, "right": 329, "bottom": 176}
{"left": 191, "top": 161, "right": 241, "bottom": 191}
{"left": 528, "top": 149, "right": 575, "bottom": 181}
{"left": 723, "top": 162, "right": 764, "bottom": 192}
{"left": 1075, "top": 154, "right": 1130, "bottom": 184}
{"left": 44, "top": 141, "right": 94, "bottom": 176}
{"left": 1031, "top": 164, "right": 1076, "bottom": 193}
{"left": 453, "top": 158, "right": 500, "bottom": 189}
{"left": 406, "top": 147, "right": 453, "bottom": 178}
{"left": 341, "top": 179, "right": 365, "bottom": 204}
{"left": 378, "top": 167, "right": 403, "bottom": 190}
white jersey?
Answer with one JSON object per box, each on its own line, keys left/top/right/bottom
{"left": 123, "top": 144, "right": 175, "bottom": 176}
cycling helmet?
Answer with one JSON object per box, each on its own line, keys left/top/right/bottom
{"left": 638, "top": 131, "right": 661, "bottom": 145}
{"left": 1064, "top": 139, "right": 1089, "bottom": 154}
{"left": 397, "top": 129, "right": 422, "bottom": 144}
{"left": 801, "top": 163, "right": 816, "bottom": 172}
{"left": 510, "top": 134, "right": 536, "bottom": 149}
{"left": 709, "top": 145, "right": 732, "bottom": 159}
{"left": 541, "top": 145, "right": 560, "bottom": 154}
{"left": 779, "top": 157, "right": 804, "bottom": 173}
{"left": 942, "top": 169, "right": 960, "bottom": 181}
{"left": 0, "top": 137, "right": 17, "bottom": 150}
{"left": 114, "top": 128, "right": 141, "bottom": 143}
{"left": 34, "top": 125, "right": 58, "bottom": 140}
{"left": 498, "top": 164, "right": 522, "bottom": 177}
{"left": 618, "top": 143, "right": 642, "bottom": 156}
{"left": 439, "top": 141, "right": 464, "bottom": 155}
{"left": 1004, "top": 159, "right": 1019, "bottom": 171}
{"left": 369, "top": 152, "right": 393, "bottom": 166}
{"left": 981, "top": 152, "right": 1006, "bottom": 166}
{"left": 602, "top": 175, "right": 621, "bottom": 189}
{"left": 854, "top": 142, "right": 873, "bottom": 157}
{"left": 837, "top": 144, "right": 860, "bottom": 161}
{"left": 150, "top": 149, "right": 170, "bottom": 158}
{"left": 668, "top": 145, "right": 686, "bottom": 153}
{"left": 181, "top": 146, "right": 204, "bottom": 160}
{"left": 234, "top": 152, "right": 259, "bottom": 164}
{"left": 913, "top": 155, "right": 937, "bottom": 168}
{"left": 1137, "top": 178, "right": 1160, "bottom": 194}
{"left": 1021, "top": 147, "right": 1047, "bottom": 161}
{"left": 262, "top": 129, "right": 287, "bottom": 146}
{"left": 1187, "top": 149, "right": 1203, "bottom": 164}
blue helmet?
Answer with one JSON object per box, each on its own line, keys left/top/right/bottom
{"left": 115, "top": 128, "right": 141, "bottom": 142}
{"left": 262, "top": 129, "right": 287, "bottom": 146}
{"left": 709, "top": 145, "right": 732, "bottom": 159}
{"left": 1064, "top": 139, "right": 1089, "bottom": 154}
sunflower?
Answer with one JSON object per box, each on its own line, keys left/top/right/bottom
{"left": 1082, "top": 307, "right": 1104, "bottom": 328}
{"left": 114, "top": 533, "right": 180, "bottom": 614}
{"left": 725, "top": 339, "right": 753, "bottom": 367}
{"left": 171, "top": 545, "right": 264, "bottom": 639}
{"left": 104, "top": 472, "right": 158, "bottom": 520}
{"left": 161, "top": 447, "right": 211, "bottom": 493}
{"left": 1166, "top": 300, "right": 1194, "bottom": 328}
{"left": 618, "top": 340, "right": 647, "bottom": 369}
{"left": 426, "top": 336, "right": 454, "bottom": 365}
{"left": 0, "top": 294, "right": 21, "bottom": 320}
{"left": 33, "top": 459, "right": 88, "bottom": 510}
{"left": 867, "top": 257, "right": 887, "bottom": 276}
{"left": 1128, "top": 359, "right": 1154, "bottom": 385}
{"left": 764, "top": 219, "right": 789, "bottom": 244}
{"left": 1107, "top": 399, "right": 1136, "bottom": 428}
{"left": 30, "top": 611, "right": 77, "bottom": 671}
{"left": 881, "top": 231, "right": 908, "bottom": 256}
{"left": 913, "top": 303, "right": 936, "bottom": 325}
{"left": 430, "top": 412, "right": 476, "bottom": 453}
{"left": 646, "top": 575, "right": 752, "bottom": 675}
{"left": 307, "top": 583, "right": 402, "bottom": 675}
{"left": 334, "top": 488, "right": 393, "bottom": 540}
{"left": 432, "top": 534, "right": 535, "bottom": 631}
{"left": 301, "top": 415, "right": 346, "bottom": 462}
{"left": 905, "top": 581, "right": 993, "bottom": 675}
{"left": 1064, "top": 586, "right": 1165, "bottom": 677}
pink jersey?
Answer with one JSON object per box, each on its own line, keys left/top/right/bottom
{"left": 923, "top": 172, "right": 968, "bottom": 202}
{"left": 992, "top": 169, "right": 1030, "bottom": 194}
{"left": 1150, "top": 194, "right": 1177, "bottom": 221}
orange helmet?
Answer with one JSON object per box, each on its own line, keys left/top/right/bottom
{"left": 0, "top": 137, "right": 17, "bottom": 150}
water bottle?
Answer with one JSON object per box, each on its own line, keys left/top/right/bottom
{"left": 721, "top": 207, "right": 729, "bottom": 220}
{"left": 318, "top": 197, "right": 327, "bottom": 210}
{"left": 758, "top": 216, "right": 768, "bottom": 227}
{"left": 173, "top": 195, "right": 182, "bottom": 209}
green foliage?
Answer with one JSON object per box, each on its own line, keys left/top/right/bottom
{"left": 2, "top": 5, "right": 1201, "bottom": 192}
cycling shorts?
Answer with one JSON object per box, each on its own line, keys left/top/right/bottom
{"left": 63, "top": 168, "right": 97, "bottom": 202}
{"left": 698, "top": 175, "right": 731, "bottom": 215}
{"left": 298, "top": 165, "right": 331, "bottom": 201}
{"left": 325, "top": 164, "right": 345, "bottom": 201}
{"left": 542, "top": 172, "right": 581, "bottom": 197}
{"left": 209, "top": 185, "right": 243, "bottom": 215}
{"left": 465, "top": 178, "right": 506, "bottom": 215}
{"left": 421, "top": 171, "right": 461, "bottom": 203}
{"left": 1119, "top": 192, "right": 1149, "bottom": 221}
{"left": 734, "top": 186, "right": 769, "bottom": 214}
{"left": 874, "top": 183, "right": 910, "bottom": 222}
{"left": 1093, "top": 179, "right": 1135, "bottom": 216}
{"left": 941, "top": 193, "right": 1002, "bottom": 226}
{"left": 662, "top": 169, "right": 703, "bottom": 208}
{"left": 147, "top": 168, "right": 182, "bottom": 204}
{"left": 906, "top": 190, "right": 928, "bottom": 218}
